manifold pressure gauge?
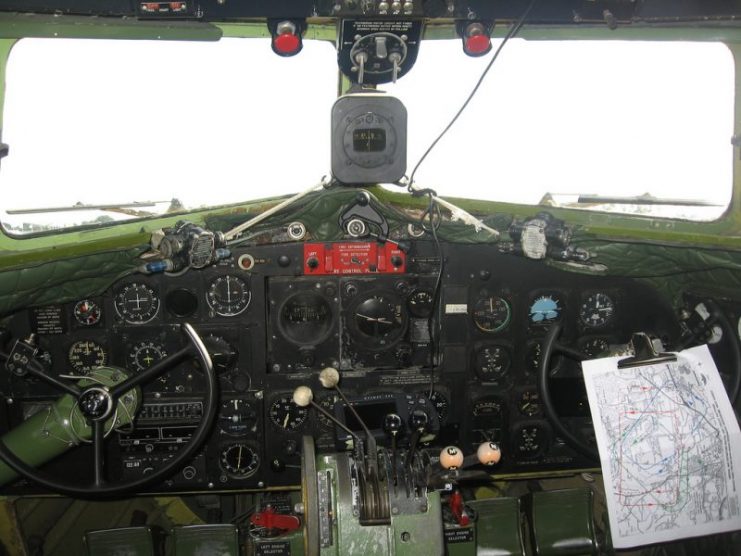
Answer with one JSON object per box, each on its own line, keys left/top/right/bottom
{"left": 331, "top": 93, "right": 407, "bottom": 185}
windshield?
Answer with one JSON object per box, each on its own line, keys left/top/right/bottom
{"left": 0, "top": 36, "right": 735, "bottom": 233}
{"left": 0, "top": 37, "right": 337, "bottom": 233}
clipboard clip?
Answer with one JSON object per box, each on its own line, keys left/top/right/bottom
{"left": 617, "top": 332, "right": 677, "bottom": 369}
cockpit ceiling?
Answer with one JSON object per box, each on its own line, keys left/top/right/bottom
{"left": 0, "top": 0, "right": 737, "bottom": 24}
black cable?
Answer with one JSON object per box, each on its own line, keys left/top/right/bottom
{"left": 427, "top": 191, "right": 444, "bottom": 398}
{"left": 538, "top": 324, "right": 599, "bottom": 461}
{"left": 407, "top": 0, "right": 538, "bottom": 190}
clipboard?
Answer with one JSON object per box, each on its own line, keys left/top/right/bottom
{"left": 617, "top": 332, "right": 677, "bottom": 369}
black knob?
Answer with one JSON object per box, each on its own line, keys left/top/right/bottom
{"left": 231, "top": 373, "right": 249, "bottom": 392}
{"left": 278, "top": 255, "right": 291, "bottom": 267}
{"left": 410, "top": 409, "right": 428, "bottom": 431}
{"left": 391, "top": 255, "right": 403, "bottom": 267}
{"left": 307, "top": 257, "right": 319, "bottom": 269}
{"left": 384, "top": 413, "right": 403, "bottom": 436}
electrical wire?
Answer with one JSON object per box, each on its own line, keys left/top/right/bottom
{"left": 407, "top": 0, "right": 538, "bottom": 190}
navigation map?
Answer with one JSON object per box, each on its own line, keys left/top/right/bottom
{"left": 583, "top": 345, "right": 741, "bottom": 548}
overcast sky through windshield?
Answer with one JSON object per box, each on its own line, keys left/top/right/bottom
{"left": 0, "top": 36, "right": 734, "bottom": 229}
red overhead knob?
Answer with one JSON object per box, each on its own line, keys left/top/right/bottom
{"left": 273, "top": 33, "right": 301, "bottom": 55}
{"left": 464, "top": 34, "right": 491, "bottom": 56}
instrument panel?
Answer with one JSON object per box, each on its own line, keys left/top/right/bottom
{"left": 0, "top": 239, "right": 685, "bottom": 493}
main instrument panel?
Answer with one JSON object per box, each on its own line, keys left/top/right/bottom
{"left": 0, "top": 238, "right": 685, "bottom": 493}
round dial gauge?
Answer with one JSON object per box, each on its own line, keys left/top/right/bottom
{"left": 353, "top": 293, "right": 406, "bottom": 346}
{"left": 128, "top": 340, "right": 167, "bottom": 372}
{"left": 529, "top": 293, "right": 563, "bottom": 325}
{"left": 423, "top": 390, "right": 450, "bottom": 424}
{"left": 203, "top": 335, "right": 237, "bottom": 372}
{"left": 519, "top": 391, "right": 541, "bottom": 417}
{"left": 114, "top": 283, "right": 160, "bottom": 324}
{"left": 73, "top": 299, "right": 102, "bottom": 326}
{"left": 581, "top": 337, "right": 609, "bottom": 358}
{"left": 68, "top": 340, "right": 107, "bottom": 374}
{"left": 514, "top": 423, "right": 549, "bottom": 458}
{"left": 526, "top": 342, "right": 542, "bottom": 373}
{"left": 207, "top": 275, "right": 251, "bottom": 317}
{"left": 269, "top": 396, "right": 308, "bottom": 431}
{"left": 579, "top": 293, "right": 615, "bottom": 328}
{"left": 472, "top": 296, "right": 511, "bottom": 333}
{"left": 219, "top": 442, "right": 260, "bottom": 479}
{"left": 474, "top": 345, "right": 512, "bottom": 383}
{"left": 408, "top": 289, "right": 434, "bottom": 318}
{"left": 280, "top": 292, "right": 334, "bottom": 345}
{"left": 219, "top": 399, "right": 257, "bottom": 436}
{"left": 342, "top": 112, "right": 398, "bottom": 169}
{"left": 472, "top": 398, "right": 503, "bottom": 418}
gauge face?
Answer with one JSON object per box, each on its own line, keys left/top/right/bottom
{"left": 425, "top": 390, "right": 449, "bottom": 424}
{"left": 472, "top": 398, "right": 503, "bottom": 418}
{"left": 581, "top": 337, "right": 609, "bottom": 358}
{"left": 352, "top": 293, "right": 406, "bottom": 346}
{"left": 342, "top": 112, "right": 398, "bottom": 169}
{"left": 269, "top": 396, "right": 308, "bottom": 431}
{"left": 514, "top": 423, "right": 548, "bottom": 458}
{"left": 207, "top": 275, "right": 251, "bottom": 317}
{"left": 203, "top": 335, "right": 237, "bottom": 372}
{"left": 472, "top": 296, "right": 511, "bottom": 333}
{"left": 693, "top": 303, "right": 723, "bottom": 344}
{"left": 408, "top": 289, "right": 434, "bottom": 318}
{"left": 68, "top": 340, "right": 107, "bottom": 373}
{"left": 526, "top": 342, "right": 542, "bottom": 373}
{"left": 114, "top": 283, "right": 160, "bottom": 324}
{"left": 219, "top": 399, "right": 257, "bottom": 436}
{"left": 128, "top": 340, "right": 167, "bottom": 372}
{"left": 317, "top": 395, "right": 338, "bottom": 429}
{"left": 219, "top": 442, "right": 260, "bottom": 479}
{"left": 579, "top": 292, "right": 615, "bottom": 328}
{"left": 519, "top": 390, "right": 541, "bottom": 417}
{"left": 280, "top": 292, "right": 334, "bottom": 345}
{"left": 529, "top": 293, "right": 562, "bottom": 325}
{"left": 73, "top": 299, "right": 102, "bottom": 326}
{"left": 474, "top": 345, "right": 512, "bottom": 384}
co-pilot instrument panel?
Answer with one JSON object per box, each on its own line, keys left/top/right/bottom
{"left": 0, "top": 230, "right": 686, "bottom": 494}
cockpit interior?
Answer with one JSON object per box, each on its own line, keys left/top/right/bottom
{"left": 0, "top": 1, "right": 740, "bottom": 555}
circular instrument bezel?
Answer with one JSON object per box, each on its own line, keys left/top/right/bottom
{"left": 268, "top": 395, "right": 309, "bottom": 431}
{"left": 472, "top": 294, "right": 511, "bottom": 333}
{"left": 73, "top": 299, "right": 102, "bottom": 326}
{"left": 114, "top": 282, "right": 160, "bottom": 324}
{"left": 206, "top": 275, "right": 251, "bottom": 317}
{"left": 347, "top": 290, "right": 408, "bottom": 350}
{"left": 579, "top": 292, "right": 616, "bottom": 328}
{"left": 219, "top": 442, "right": 260, "bottom": 479}
{"left": 68, "top": 339, "right": 108, "bottom": 374}
{"left": 278, "top": 291, "right": 335, "bottom": 346}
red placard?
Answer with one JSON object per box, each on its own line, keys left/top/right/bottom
{"left": 303, "top": 242, "right": 406, "bottom": 275}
